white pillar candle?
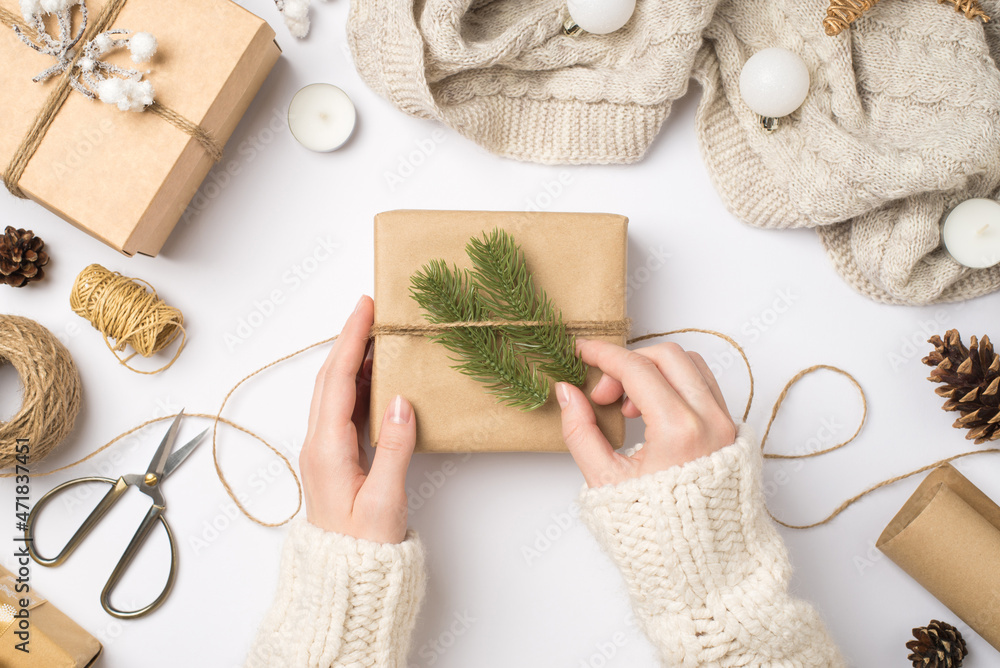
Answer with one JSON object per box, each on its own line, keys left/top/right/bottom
{"left": 288, "top": 84, "right": 356, "bottom": 152}
{"left": 942, "top": 198, "right": 1000, "bottom": 269}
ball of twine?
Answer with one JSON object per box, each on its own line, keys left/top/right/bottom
{"left": 0, "top": 315, "right": 82, "bottom": 468}
{"left": 69, "top": 264, "right": 186, "bottom": 375}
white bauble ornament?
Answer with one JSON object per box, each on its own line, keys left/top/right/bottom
{"left": 739, "top": 47, "right": 810, "bottom": 119}
{"left": 567, "top": 0, "right": 636, "bottom": 35}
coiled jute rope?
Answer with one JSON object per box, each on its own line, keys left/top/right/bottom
{"left": 0, "top": 315, "right": 82, "bottom": 468}
{"left": 70, "top": 264, "right": 186, "bottom": 375}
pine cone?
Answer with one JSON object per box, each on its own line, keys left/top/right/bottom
{"left": 0, "top": 226, "right": 49, "bottom": 288}
{"left": 906, "top": 620, "right": 968, "bottom": 667}
{"left": 923, "top": 330, "right": 1000, "bottom": 444}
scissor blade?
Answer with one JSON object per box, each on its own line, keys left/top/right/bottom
{"left": 160, "top": 429, "right": 208, "bottom": 481}
{"left": 146, "top": 410, "right": 185, "bottom": 478}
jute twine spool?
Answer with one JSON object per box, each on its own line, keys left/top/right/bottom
{"left": 70, "top": 264, "right": 186, "bottom": 375}
{"left": 0, "top": 315, "right": 82, "bottom": 468}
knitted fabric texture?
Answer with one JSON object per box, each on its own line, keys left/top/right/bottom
{"left": 346, "top": 0, "right": 719, "bottom": 164}
{"left": 245, "top": 518, "right": 426, "bottom": 668}
{"left": 693, "top": 0, "right": 1000, "bottom": 304}
{"left": 579, "top": 425, "right": 845, "bottom": 667}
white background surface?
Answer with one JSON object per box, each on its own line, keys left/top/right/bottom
{"left": 2, "top": 1, "right": 1000, "bottom": 666}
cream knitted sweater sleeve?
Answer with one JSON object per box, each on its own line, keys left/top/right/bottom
{"left": 245, "top": 518, "right": 426, "bottom": 668}
{"left": 579, "top": 424, "right": 845, "bottom": 667}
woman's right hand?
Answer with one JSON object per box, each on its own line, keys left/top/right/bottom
{"left": 556, "top": 339, "right": 737, "bottom": 488}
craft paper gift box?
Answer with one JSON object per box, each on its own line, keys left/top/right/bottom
{"left": 0, "top": 563, "right": 102, "bottom": 667}
{"left": 0, "top": 0, "right": 280, "bottom": 256}
{"left": 372, "top": 210, "right": 628, "bottom": 453}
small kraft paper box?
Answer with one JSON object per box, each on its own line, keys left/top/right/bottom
{"left": 372, "top": 210, "right": 628, "bottom": 453}
{"left": 0, "top": 0, "right": 280, "bottom": 256}
{"left": 877, "top": 464, "right": 1000, "bottom": 651}
{"left": 0, "top": 564, "right": 102, "bottom": 667}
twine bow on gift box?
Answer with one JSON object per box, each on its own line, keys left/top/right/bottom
{"left": 0, "top": 0, "right": 223, "bottom": 199}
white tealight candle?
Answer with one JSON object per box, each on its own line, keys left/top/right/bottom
{"left": 288, "top": 84, "right": 356, "bottom": 152}
{"left": 942, "top": 198, "right": 1000, "bottom": 269}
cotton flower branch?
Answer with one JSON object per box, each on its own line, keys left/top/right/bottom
{"left": 273, "top": 0, "right": 330, "bottom": 39}
{"left": 13, "top": 0, "right": 158, "bottom": 111}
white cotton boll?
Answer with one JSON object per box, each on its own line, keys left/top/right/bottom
{"left": 128, "top": 32, "right": 157, "bottom": 63}
{"left": 282, "top": 0, "right": 308, "bottom": 20}
{"left": 19, "top": 0, "right": 42, "bottom": 20}
{"left": 92, "top": 33, "right": 113, "bottom": 54}
{"left": 96, "top": 77, "right": 126, "bottom": 107}
{"left": 283, "top": 13, "right": 309, "bottom": 38}
{"left": 123, "top": 79, "right": 154, "bottom": 111}
{"left": 39, "top": 0, "right": 75, "bottom": 14}
{"left": 78, "top": 56, "right": 95, "bottom": 72}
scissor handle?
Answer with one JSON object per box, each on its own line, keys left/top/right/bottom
{"left": 25, "top": 476, "right": 179, "bottom": 619}
{"left": 100, "top": 504, "right": 177, "bottom": 619}
{"left": 25, "top": 476, "right": 129, "bottom": 567}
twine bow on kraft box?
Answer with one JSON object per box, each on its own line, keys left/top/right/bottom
{"left": 0, "top": 0, "right": 280, "bottom": 257}
{"left": 371, "top": 210, "right": 629, "bottom": 453}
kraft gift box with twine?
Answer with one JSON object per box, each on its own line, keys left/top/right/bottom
{"left": 0, "top": 564, "right": 102, "bottom": 667}
{"left": 0, "top": 0, "right": 280, "bottom": 256}
{"left": 371, "top": 210, "right": 629, "bottom": 453}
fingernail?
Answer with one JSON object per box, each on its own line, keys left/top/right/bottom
{"left": 353, "top": 295, "right": 367, "bottom": 314}
{"left": 390, "top": 395, "right": 412, "bottom": 424}
{"left": 556, "top": 383, "right": 570, "bottom": 408}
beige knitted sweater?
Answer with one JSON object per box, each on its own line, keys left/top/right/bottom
{"left": 246, "top": 425, "right": 843, "bottom": 667}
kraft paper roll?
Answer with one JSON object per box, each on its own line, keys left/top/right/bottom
{"left": 877, "top": 464, "right": 1000, "bottom": 651}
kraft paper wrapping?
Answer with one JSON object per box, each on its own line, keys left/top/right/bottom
{"left": 877, "top": 464, "right": 1000, "bottom": 651}
{"left": 0, "top": 0, "right": 280, "bottom": 256}
{"left": 372, "top": 210, "right": 628, "bottom": 453}
{"left": 0, "top": 565, "right": 102, "bottom": 667}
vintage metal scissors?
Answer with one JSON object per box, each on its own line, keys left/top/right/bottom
{"left": 24, "top": 411, "right": 207, "bottom": 619}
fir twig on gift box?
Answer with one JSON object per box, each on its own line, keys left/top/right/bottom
{"left": 371, "top": 210, "right": 629, "bottom": 453}
{"left": 0, "top": 0, "right": 280, "bottom": 256}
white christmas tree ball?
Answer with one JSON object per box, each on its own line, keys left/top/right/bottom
{"left": 739, "top": 47, "right": 810, "bottom": 118}
{"left": 567, "top": 0, "right": 636, "bottom": 34}
{"left": 128, "top": 32, "right": 157, "bottom": 63}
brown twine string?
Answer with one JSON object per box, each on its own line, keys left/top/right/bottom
{"left": 69, "top": 264, "right": 185, "bottom": 375}
{"left": 634, "top": 331, "right": 1000, "bottom": 530}
{"left": 7, "top": 314, "right": 992, "bottom": 529}
{"left": 0, "top": 315, "right": 83, "bottom": 468}
{"left": 0, "top": 336, "right": 337, "bottom": 526}
{"left": 372, "top": 318, "right": 633, "bottom": 338}
{"left": 627, "top": 328, "right": 755, "bottom": 422}
{"left": 148, "top": 101, "right": 224, "bottom": 162}
{"left": 0, "top": 1, "right": 222, "bottom": 199}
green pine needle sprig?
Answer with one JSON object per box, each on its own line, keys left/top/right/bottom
{"left": 409, "top": 259, "right": 551, "bottom": 410}
{"left": 467, "top": 229, "right": 587, "bottom": 386}
{"left": 408, "top": 229, "right": 588, "bottom": 411}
